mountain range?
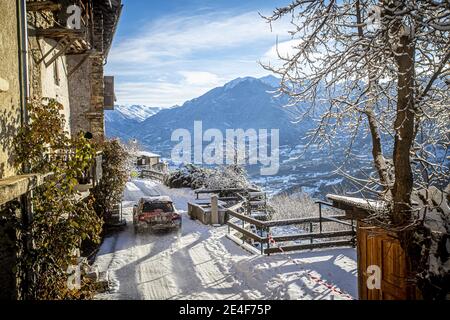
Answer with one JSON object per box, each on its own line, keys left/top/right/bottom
{"left": 105, "top": 75, "right": 375, "bottom": 197}
{"left": 105, "top": 75, "right": 311, "bottom": 155}
{"left": 105, "top": 105, "right": 162, "bottom": 139}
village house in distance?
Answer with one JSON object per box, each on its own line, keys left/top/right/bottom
{"left": 0, "top": 0, "right": 122, "bottom": 299}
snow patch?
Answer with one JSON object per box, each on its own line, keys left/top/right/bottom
{"left": 94, "top": 179, "right": 358, "bottom": 300}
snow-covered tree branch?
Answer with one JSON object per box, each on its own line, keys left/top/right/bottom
{"left": 262, "top": 0, "right": 449, "bottom": 224}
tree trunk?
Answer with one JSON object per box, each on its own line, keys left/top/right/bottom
{"left": 392, "top": 31, "right": 416, "bottom": 225}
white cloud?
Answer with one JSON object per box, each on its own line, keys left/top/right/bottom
{"left": 106, "top": 9, "right": 291, "bottom": 106}
{"left": 115, "top": 81, "right": 215, "bottom": 107}
{"left": 108, "top": 11, "right": 290, "bottom": 65}
{"left": 262, "top": 39, "right": 302, "bottom": 61}
{"left": 261, "top": 39, "right": 328, "bottom": 76}
{"left": 179, "top": 71, "right": 222, "bottom": 86}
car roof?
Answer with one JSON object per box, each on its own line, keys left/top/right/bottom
{"left": 140, "top": 196, "right": 173, "bottom": 203}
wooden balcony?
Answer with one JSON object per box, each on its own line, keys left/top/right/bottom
{"left": 27, "top": 0, "right": 94, "bottom": 55}
{"left": 26, "top": 1, "right": 62, "bottom": 12}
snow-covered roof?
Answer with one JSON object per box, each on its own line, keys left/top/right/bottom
{"left": 326, "top": 194, "right": 387, "bottom": 213}
{"left": 135, "top": 151, "right": 160, "bottom": 158}
{"left": 141, "top": 195, "right": 172, "bottom": 203}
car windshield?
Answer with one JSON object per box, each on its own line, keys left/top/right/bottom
{"left": 143, "top": 202, "right": 174, "bottom": 212}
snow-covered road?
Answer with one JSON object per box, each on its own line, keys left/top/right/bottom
{"left": 94, "top": 179, "right": 358, "bottom": 300}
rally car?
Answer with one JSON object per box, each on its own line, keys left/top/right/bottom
{"left": 133, "top": 196, "right": 182, "bottom": 233}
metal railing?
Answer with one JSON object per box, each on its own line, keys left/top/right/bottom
{"left": 48, "top": 150, "right": 102, "bottom": 188}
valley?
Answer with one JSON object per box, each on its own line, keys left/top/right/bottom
{"left": 105, "top": 76, "right": 375, "bottom": 198}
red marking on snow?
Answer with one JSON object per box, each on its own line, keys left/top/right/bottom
{"left": 268, "top": 233, "right": 353, "bottom": 300}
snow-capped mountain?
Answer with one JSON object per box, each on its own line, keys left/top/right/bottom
{"left": 105, "top": 75, "right": 375, "bottom": 197}
{"left": 107, "top": 105, "right": 162, "bottom": 122}
{"left": 105, "top": 105, "right": 162, "bottom": 138}
{"left": 105, "top": 75, "right": 298, "bottom": 143}
{"left": 123, "top": 75, "right": 308, "bottom": 154}
{"left": 258, "top": 75, "right": 281, "bottom": 88}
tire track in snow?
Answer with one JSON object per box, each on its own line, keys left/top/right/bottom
{"left": 94, "top": 179, "right": 358, "bottom": 300}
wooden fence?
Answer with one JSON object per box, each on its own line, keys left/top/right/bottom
{"left": 226, "top": 200, "right": 356, "bottom": 255}
{"left": 140, "top": 169, "right": 166, "bottom": 182}
{"left": 194, "top": 187, "right": 260, "bottom": 199}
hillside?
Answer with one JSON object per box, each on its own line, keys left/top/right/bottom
{"left": 106, "top": 76, "right": 311, "bottom": 155}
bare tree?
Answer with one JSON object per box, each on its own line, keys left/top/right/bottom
{"left": 262, "top": 0, "right": 449, "bottom": 223}
{"left": 262, "top": 0, "right": 449, "bottom": 298}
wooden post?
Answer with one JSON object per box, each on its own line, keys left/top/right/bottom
{"left": 211, "top": 194, "right": 219, "bottom": 225}
{"left": 310, "top": 222, "right": 313, "bottom": 244}
{"left": 318, "top": 202, "right": 323, "bottom": 234}
{"left": 351, "top": 219, "right": 356, "bottom": 247}
{"left": 260, "top": 227, "right": 264, "bottom": 255}
{"left": 242, "top": 219, "right": 245, "bottom": 244}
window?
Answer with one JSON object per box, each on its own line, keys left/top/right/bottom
{"left": 143, "top": 202, "right": 174, "bottom": 213}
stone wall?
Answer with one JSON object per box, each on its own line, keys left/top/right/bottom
{"left": 28, "top": 38, "right": 72, "bottom": 135}
{"left": 39, "top": 40, "right": 72, "bottom": 134}
{"left": 68, "top": 55, "right": 92, "bottom": 135}
{"left": 0, "top": 0, "right": 21, "bottom": 180}
{"left": 67, "top": 53, "right": 106, "bottom": 141}
{"left": 67, "top": 3, "right": 107, "bottom": 142}
{"left": 0, "top": 0, "right": 24, "bottom": 301}
{"left": 26, "top": 8, "right": 72, "bottom": 135}
{"left": 89, "top": 54, "right": 105, "bottom": 142}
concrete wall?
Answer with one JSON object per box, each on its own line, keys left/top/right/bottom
{"left": 188, "top": 203, "right": 227, "bottom": 225}
{"left": 0, "top": 0, "right": 21, "bottom": 180}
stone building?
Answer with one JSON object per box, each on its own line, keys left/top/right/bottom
{"left": 0, "top": 0, "right": 122, "bottom": 299}
{"left": 26, "top": 0, "right": 122, "bottom": 140}
{"left": 0, "top": 0, "right": 26, "bottom": 301}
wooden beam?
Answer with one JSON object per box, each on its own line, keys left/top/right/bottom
{"left": 44, "top": 38, "right": 74, "bottom": 67}
{"left": 271, "top": 230, "right": 355, "bottom": 243}
{"left": 26, "top": 1, "right": 62, "bottom": 12}
{"left": 264, "top": 240, "right": 353, "bottom": 254}
{"left": 227, "top": 221, "right": 264, "bottom": 242}
{"left": 32, "top": 28, "right": 84, "bottom": 39}
{"left": 37, "top": 36, "right": 68, "bottom": 65}
{"left": 227, "top": 209, "right": 266, "bottom": 227}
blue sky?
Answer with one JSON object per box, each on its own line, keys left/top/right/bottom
{"left": 105, "top": 0, "right": 296, "bottom": 107}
